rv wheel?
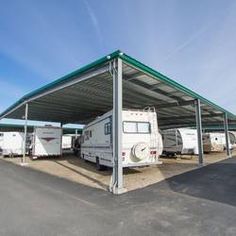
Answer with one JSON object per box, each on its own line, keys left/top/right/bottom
{"left": 96, "top": 157, "right": 106, "bottom": 171}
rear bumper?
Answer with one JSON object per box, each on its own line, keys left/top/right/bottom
{"left": 123, "top": 160, "right": 162, "bottom": 168}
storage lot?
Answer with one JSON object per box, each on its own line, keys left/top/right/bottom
{"left": 1, "top": 51, "right": 236, "bottom": 194}
{"left": 2, "top": 151, "right": 234, "bottom": 192}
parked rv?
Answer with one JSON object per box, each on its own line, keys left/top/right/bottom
{"left": 0, "top": 132, "right": 25, "bottom": 157}
{"left": 203, "top": 132, "right": 232, "bottom": 153}
{"left": 29, "top": 126, "right": 62, "bottom": 159}
{"left": 229, "top": 131, "right": 236, "bottom": 148}
{"left": 81, "top": 108, "right": 163, "bottom": 170}
{"left": 162, "top": 128, "right": 199, "bottom": 156}
{"left": 62, "top": 135, "right": 73, "bottom": 150}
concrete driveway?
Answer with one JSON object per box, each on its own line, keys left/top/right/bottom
{"left": 0, "top": 157, "right": 236, "bottom": 236}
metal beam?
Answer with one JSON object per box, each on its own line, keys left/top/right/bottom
{"left": 21, "top": 103, "right": 29, "bottom": 166}
{"left": 224, "top": 113, "right": 231, "bottom": 158}
{"left": 158, "top": 113, "right": 224, "bottom": 122}
{"left": 123, "top": 78, "right": 174, "bottom": 103}
{"left": 111, "top": 58, "right": 125, "bottom": 194}
{"left": 156, "top": 100, "right": 195, "bottom": 109}
{"left": 195, "top": 99, "right": 204, "bottom": 165}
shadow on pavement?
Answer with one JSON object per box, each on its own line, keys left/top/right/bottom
{"left": 138, "top": 157, "right": 236, "bottom": 207}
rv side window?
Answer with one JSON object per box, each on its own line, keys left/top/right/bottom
{"left": 123, "top": 122, "right": 137, "bottom": 133}
{"left": 104, "top": 122, "right": 111, "bottom": 135}
{"left": 137, "top": 122, "right": 150, "bottom": 133}
{"left": 84, "top": 131, "right": 90, "bottom": 140}
{"left": 0, "top": 133, "right": 3, "bottom": 137}
{"left": 123, "top": 122, "right": 150, "bottom": 133}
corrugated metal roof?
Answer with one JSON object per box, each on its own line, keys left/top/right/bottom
{"left": 1, "top": 50, "right": 235, "bottom": 129}
{"left": 0, "top": 123, "right": 82, "bottom": 134}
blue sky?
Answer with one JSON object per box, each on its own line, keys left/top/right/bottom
{"left": 0, "top": 0, "right": 236, "bottom": 126}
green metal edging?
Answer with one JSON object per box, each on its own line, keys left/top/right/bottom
{"left": 1, "top": 49, "right": 235, "bottom": 121}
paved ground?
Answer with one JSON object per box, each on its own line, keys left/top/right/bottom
{"left": 0, "top": 157, "right": 236, "bottom": 236}
{"left": 4, "top": 151, "right": 232, "bottom": 191}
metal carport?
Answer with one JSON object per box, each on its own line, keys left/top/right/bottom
{"left": 1, "top": 50, "right": 236, "bottom": 194}
{"left": 0, "top": 123, "right": 82, "bottom": 134}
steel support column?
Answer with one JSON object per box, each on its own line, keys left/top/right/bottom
{"left": 195, "top": 99, "right": 204, "bottom": 165}
{"left": 224, "top": 113, "right": 231, "bottom": 158}
{"left": 111, "top": 58, "right": 125, "bottom": 194}
{"left": 22, "top": 103, "right": 28, "bottom": 165}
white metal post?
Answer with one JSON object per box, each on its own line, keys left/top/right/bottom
{"left": 111, "top": 58, "right": 125, "bottom": 194}
{"left": 195, "top": 99, "right": 204, "bottom": 165}
{"left": 22, "top": 103, "right": 28, "bottom": 165}
{"left": 75, "top": 129, "right": 78, "bottom": 138}
{"left": 224, "top": 113, "right": 231, "bottom": 158}
{"left": 60, "top": 123, "right": 63, "bottom": 156}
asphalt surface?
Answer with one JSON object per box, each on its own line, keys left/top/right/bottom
{"left": 0, "top": 157, "right": 236, "bottom": 236}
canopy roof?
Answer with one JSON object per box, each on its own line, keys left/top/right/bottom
{"left": 0, "top": 123, "right": 82, "bottom": 134}
{"left": 1, "top": 50, "right": 236, "bottom": 129}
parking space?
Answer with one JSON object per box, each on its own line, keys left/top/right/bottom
{"left": 2, "top": 150, "right": 234, "bottom": 192}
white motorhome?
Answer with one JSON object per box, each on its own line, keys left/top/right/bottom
{"left": 0, "top": 132, "right": 24, "bottom": 156}
{"left": 162, "top": 128, "right": 199, "bottom": 156}
{"left": 30, "top": 126, "right": 62, "bottom": 159}
{"left": 81, "top": 109, "right": 163, "bottom": 170}
{"left": 203, "top": 132, "right": 232, "bottom": 153}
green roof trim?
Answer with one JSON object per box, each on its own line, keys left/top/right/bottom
{"left": 1, "top": 49, "right": 236, "bottom": 120}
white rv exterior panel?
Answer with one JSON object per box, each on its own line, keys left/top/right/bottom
{"left": 0, "top": 132, "right": 24, "bottom": 156}
{"left": 81, "top": 109, "right": 163, "bottom": 168}
{"left": 203, "top": 132, "right": 232, "bottom": 153}
{"left": 32, "top": 127, "right": 62, "bottom": 157}
{"left": 62, "top": 135, "right": 73, "bottom": 149}
{"left": 162, "top": 128, "right": 199, "bottom": 155}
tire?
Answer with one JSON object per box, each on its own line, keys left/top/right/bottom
{"left": 96, "top": 157, "right": 106, "bottom": 171}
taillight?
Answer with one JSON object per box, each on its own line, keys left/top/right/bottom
{"left": 150, "top": 151, "right": 157, "bottom": 155}
{"left": 122, "top": 152, "right": 126, "bottom": 161}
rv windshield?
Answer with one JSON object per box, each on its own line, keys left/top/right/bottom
{"left": 123, "top": 122, "right": 150, "bottom": 133}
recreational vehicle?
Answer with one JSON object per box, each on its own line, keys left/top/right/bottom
{"left": 0, "top": 132, "right": 24, "bottom": 156}
{"left": 81, "top": 108, "right": 163, "bottom": 170}
{"left": 30, "top": 126, "right": 62, "bottom": 159}
{"left": 162, "top": 128, "right": 199, "bottom": 156}
{"left": 202, "top": 132, "right": 232, "bottom": 153}
{"left": 62, "top": 135, "right": 73, "bottom": 150}
{"left": 229, "top": 131, "right": 236, "bottom": 149}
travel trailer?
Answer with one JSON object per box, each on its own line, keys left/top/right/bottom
{"left": 162, "top": 128, "right": 199, "bottom": 156}
{"left": 202, "top": 132, "right": 232, "bottom": 153}
{"left": 30, "top": 126, "right": 62, "bottom": 159}
{"left": 0, "top": 132, "right": 24, "bottom": 157}
{"left": 229, "top": 131, "right": 236, "bottom": 149}
{"left": 62, "top": 135, "right": 73, "bottom": 150}
{"left": 81, "top": 108, "right": 163, "bottom": 170}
